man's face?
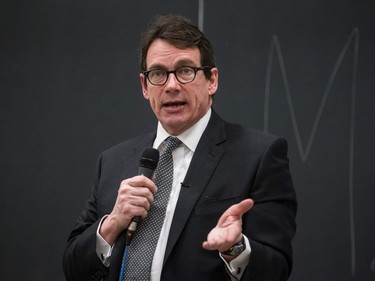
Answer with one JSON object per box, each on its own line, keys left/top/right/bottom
{"left": 140, "top": 39, "right": 218, "bottom": 136}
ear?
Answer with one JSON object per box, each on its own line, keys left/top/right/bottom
{"left": 140, "top": 73, "right": 149, "bottom": 100}
{"left": 208, "top": 67, "right": 218, "bottom": 96}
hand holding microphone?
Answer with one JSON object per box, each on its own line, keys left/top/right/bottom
{"left": 99, "top": 148, "right": 159, "bottom": 246}
{"left": 126, "top": 148, "right": 159, "bottom": 245}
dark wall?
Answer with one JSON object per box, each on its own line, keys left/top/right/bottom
{"left": 1, "top": 1, "right": 374, "bottom": 280}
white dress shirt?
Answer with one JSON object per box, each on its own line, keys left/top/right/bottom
{"left": 96, "top": 108, "right": 250, "bottom": 280}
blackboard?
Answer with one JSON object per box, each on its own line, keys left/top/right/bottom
{"left": 1, "top": 1, "right": 374, "bottom": 280}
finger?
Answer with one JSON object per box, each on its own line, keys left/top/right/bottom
{"left": 116, "top": 178, "right": 155, "bottom": 212}
{"left": 121, "top": 175, "right": 157, "bottom": 194}
{"left": 202, "top": 241, "right": 212, "bottom": 250}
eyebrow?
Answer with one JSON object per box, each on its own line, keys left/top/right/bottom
{"left": 148, "top": 59, "right": 197, "bottom": 70}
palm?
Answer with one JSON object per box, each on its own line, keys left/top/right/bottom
{"left": 202, "top": 199, "right": 254, "bottom": 252}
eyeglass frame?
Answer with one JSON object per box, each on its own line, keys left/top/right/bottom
{"left": 142, "top": 66, "right": 213, "bottom": 86}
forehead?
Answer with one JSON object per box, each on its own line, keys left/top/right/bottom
{"left": 146, "top": 39, "right": 201, "bottom": 69}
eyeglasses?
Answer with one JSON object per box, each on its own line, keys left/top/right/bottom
{"left": 142, "top": 66, "right": 212, "bottom": 86}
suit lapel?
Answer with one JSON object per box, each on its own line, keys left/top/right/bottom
{"left": 163, "top": 110, "right": 227, "bottom": 264}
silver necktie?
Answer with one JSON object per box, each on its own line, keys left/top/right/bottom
{"left": 123, "top": 136, "right": 182, "bottom": 280}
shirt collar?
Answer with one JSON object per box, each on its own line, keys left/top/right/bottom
{"left": 153, "top": 108, "right": 211, "bottom": 152}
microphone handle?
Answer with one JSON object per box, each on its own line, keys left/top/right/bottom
{"left": 138, "top": 166, "right": 155, "bottom": 179}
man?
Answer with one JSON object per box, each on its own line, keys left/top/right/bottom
{"left": 63, "top": 14, "right": 297, "bottom": 281}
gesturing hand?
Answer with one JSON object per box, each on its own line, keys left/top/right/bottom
{"left": 202, "top": 199, "right": 254, "bottom": 253}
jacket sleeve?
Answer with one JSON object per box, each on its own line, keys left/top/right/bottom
{"left": 63, "top": 154, "right": 110, "bottom": 281}
{"left": 243, "top": 137, "right": 297, "bottom": 281}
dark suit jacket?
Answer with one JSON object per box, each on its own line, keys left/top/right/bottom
{"left": 63, "top": 110, "right": 297, "bottom": 281}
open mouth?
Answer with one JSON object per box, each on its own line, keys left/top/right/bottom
{"left": 164, "top": 101, "right": 186, "bottom": 108}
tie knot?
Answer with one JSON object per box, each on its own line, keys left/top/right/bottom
{"left": 163, "top": 136, "right": 182, "bottom": 153}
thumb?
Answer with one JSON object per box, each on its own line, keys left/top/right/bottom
{"left": 234, "top": 198, "right": 254, "bottom": 217}
{"left": 218, "top": 199, "right": 254, "bottom": 224}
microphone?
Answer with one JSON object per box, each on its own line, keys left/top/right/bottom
{"left": 125, "top": 147, "right": 159, "bottom": 245}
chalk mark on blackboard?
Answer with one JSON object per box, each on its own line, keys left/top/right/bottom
{"left": 263, "top": 28, "right": 359, "bottom": 275}
{"left": 371, "top": 259, "right": 375, "bottom": 272}
{"left": 198, "top": 0, "right": 204, "bottom": 31}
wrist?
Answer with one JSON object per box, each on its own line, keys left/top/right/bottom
{"left": 220, "top": 236, "right": 245, "bottom": 257}
{"left": 99, "top": 215, "right": 122, "bottom": 246}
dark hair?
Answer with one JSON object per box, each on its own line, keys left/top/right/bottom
{"left": 140, "top": 14, "right": 215, "bottom": 79}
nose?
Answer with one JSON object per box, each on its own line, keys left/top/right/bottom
{"left": 164, "top": 72, "right": 181, "bottom": 90}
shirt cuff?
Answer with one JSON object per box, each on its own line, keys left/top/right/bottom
{"left": 219, "top": 235, "right": 251, "bottom": 280}
{"left": 96, "top": 215, "right": 114, "bottom": 267}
